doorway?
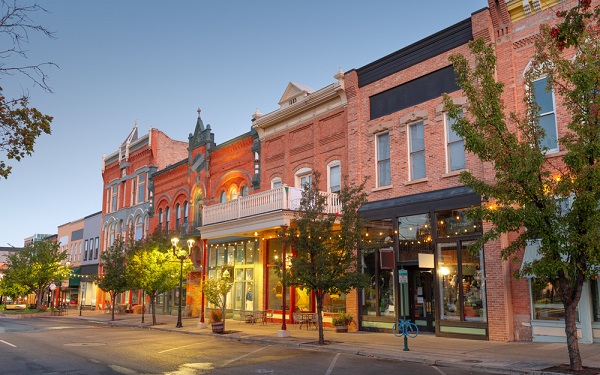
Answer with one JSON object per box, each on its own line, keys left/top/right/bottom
{"left": 407, "top": 267, "right": 435, "bottom": 332}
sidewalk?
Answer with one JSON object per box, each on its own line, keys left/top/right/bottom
{"left": 68, "top": 310, "right": 600, "bottom": 375}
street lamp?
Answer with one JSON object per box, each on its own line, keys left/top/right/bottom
{"left": 172, "top": 237, "right": 195, "bottom": 328}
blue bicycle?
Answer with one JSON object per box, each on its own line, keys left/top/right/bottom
{"left": 392, "top": 319, "right": 419, "bottom": 338}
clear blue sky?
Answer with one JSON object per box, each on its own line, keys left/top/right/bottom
{"left": 0, "top": 1, "right": 487, "bottom": 247}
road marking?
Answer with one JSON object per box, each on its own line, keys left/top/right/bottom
{"left": 157, "top": 340, "right": 209, "bottom": 354}
{"left": 0, "top": 340, "right": 16, "bottom": 347}
{"left": 221, "top": 345, "right": 270, "bottom": 367}
{"left": 325, "top": 353, "right": 341, "bottom": 375}
{"left": 432, "top": 365, "right": 447, "bottom": 375}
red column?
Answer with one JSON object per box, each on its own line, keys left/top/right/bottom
{"left": 200, "top": 238, "right": 208, "bottom": 324}
{"left": 281, "top": 226, "right": 288, "bottom": 330}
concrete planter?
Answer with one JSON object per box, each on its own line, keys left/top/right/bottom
{"left": 211, "top": 321, "right": 224, "bottom": 334}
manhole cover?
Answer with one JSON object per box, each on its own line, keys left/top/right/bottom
{"left": 64, "top": 343, "right": 106, "bottom": 347}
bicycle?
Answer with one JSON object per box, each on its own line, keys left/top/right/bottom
{"left": 392, "top": 319, "right": 419, "bottom": 338}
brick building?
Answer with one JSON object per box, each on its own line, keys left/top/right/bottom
{"left": 343, "top": 0, "right": 597, "bottom": 343}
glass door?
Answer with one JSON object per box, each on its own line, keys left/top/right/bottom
{"left": 408, "top": 267, "right": 435, "bottom": 332}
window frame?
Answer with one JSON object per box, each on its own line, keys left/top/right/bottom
{"left": 327, "top": 161, "right": 341, "bottom": 193}
{"left": 532, "top": 77, "right": 559, "bottom": 153}
{"left": 408, "top": 121, "right": 426, "bottom": 180}
{"left": 376, "top": 132, "right": 391, "bottom": 187}
{"left": 445, "top": 112, "right": 466, "bottom": 172}
{"left": 295, "top": 167, "right": 312, "bottom": 189}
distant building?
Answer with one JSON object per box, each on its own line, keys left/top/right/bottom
{"left": 23, "top": 233, "right": 54, "bottom": 246}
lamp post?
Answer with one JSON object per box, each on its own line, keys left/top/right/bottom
{"left": 172, "top": 237, "right": 195, "bottom": 328}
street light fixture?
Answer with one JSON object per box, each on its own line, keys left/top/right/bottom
{"left": 172, "top": 237, "right": 195, "bottom": 328}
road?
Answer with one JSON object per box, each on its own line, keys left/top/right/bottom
{"left": 0, "top": 317, "right": 491, "bottom": 374}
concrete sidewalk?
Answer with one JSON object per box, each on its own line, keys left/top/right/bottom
{"left": 67, "top": 310, "right": 600, "bottom": 375}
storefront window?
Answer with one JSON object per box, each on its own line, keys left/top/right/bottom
{"left": 438, "top": 241, "right": 486, "bottom": 322}
{"left": 267, "top": 239, "right": 289, "bottom": 311}
{"left": 361, "top": 249, "right": 377, "bottom": 316}
{"left": 531, "top": 279, "right": 578, "bottom": 321}
{"left": 592, "top": 280, "right": 600, "bottom": 322}
{"left": 437, "top": 209, "right": 482, "bottom": 238}
{"left": 361, "top": 246, "right": 395, "bottom": 317}
{"left": 398, "top": 213, "right": 433, "bottom": 262}
{"left": 324, "top": 292, "right": 346, "bottom": 313}
{"left": 295, "top": 287, "right": 312, "bottom": 311}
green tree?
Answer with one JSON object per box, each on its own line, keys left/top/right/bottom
{"left": 0, "top": 240, "right": 69, "bottom": 309}
{"left": 127, "top": 229, "right": 193, "bottom": 325}
{"left": 442, "top": 2, "right": 600, "bottom": 371}
{"left": 0, "top": 1, "right": 56, "bottom": 179}
{"left": 277, "top": 172, "right": 368, "bottom": 345}
{"left": 96, "top": 237, "right": 129, "bottom": 321}
{"left": 201, "top": 267, "right": 233, "bottom": 331}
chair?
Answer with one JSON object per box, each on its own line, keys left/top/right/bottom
{"left": 266, "top": 309, "right": 274, "bottom": 324}
{"left": 293, "top": 312, "right": 306, "bottom": 328}
{"left": 254, "top": 310, "right": 267, "bottom": 325}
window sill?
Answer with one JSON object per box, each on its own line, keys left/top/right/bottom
{"left": 441, "top": 169, "right": 468, "bottom": 178}
{"left": 372, "top": 185, "right": 393, "bottom": 192}
{"left": 404, "top": 177, "right": 429, "bottom": 186}
{"left": 544, "top": 150, "right": 566, "bottom": 159}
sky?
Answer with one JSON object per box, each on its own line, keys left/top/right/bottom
{"left": 0, "top": 0, "right": 487, "bottom": 247}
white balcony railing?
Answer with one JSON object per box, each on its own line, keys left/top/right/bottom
{"left": 202, "top": 186, "right": 341, "bottom": 226}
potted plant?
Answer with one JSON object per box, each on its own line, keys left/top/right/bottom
{"left": 209, "top": 309, "right": 224, "bottom": 333}
{"left": 202, "top": 266, "right": 233, "bottom": 334}
{"left": 331, "top": 313, "right": 353, "bottom": 333}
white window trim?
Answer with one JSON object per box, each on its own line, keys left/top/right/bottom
{"left": 295, "top": 167, "right": 312, "bottom": 188}
{"left": 327, "top": 160, "right": 341, "bottom": 193}
{"left": 271, "top": 177, "right": 282, "bottom": 189}
{"left": 408, "top": 122, "right": 426, "bottom": 181}
{"left": 375, "top": 132, "right": 391, "bottom": 187}
{"left": 445, "top": 112, "right": 466, "bottom": 173}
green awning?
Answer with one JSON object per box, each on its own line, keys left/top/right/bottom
{"left": 69, "top": 268, "right": 81, "bottom": 287}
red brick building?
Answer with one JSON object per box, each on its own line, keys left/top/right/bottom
{"left": 344, "top": 0, "right": 597, "bottom": 343}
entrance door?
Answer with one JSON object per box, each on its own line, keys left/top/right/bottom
{"left": 408, "top": 268, "right": 435, "bottom": 332}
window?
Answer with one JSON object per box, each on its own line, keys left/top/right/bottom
{"left": 446, "top": 113, "right": 466, "bottom": 172}
{"left": 84, "top": 240, "right": 89, "bottom": 261}
{"left": 94, "top": 237, "right": 99, "bottom": 259}
{"left": 533, "top": 78, "right": 558, "bottom": 152}
{"left": 110, "top": 186, "right": 118, "bottom": 212}
{"left": 137, "top": 173, "right": 146, "bottom": 203}
{"left": 135, "top": 216, "right": 143, "bottom": 240}
{"left": 165, "top": 207, "right": 170, "bottom": 232}
{"left": 271, "top": 178, "right": 282, "bottom": 189}
{"left": 328, "top": 161, "right": 341, "bottom": 193}
{"left": 409, "top": 122, "right": 426, "bottom": 180}
{"left": 230, "top": 187, "right": 239, "bottom": 200}
{"left": 220, "top": 191, "right": 227, "bottom": 203}
{"left": 241, "top": 185, "right": 249, "bottom": 197}
{"left": 158, "top": 208, "right": 163, "bottom": 229}
{"left": 295, "top": 168, "right": 312, "bottom": 189}
{"left": 176, "top": 203, "right": 181, "bottom": 230}
{"left": 183, "top": 201, "right": 189, "bottom": 224}
{"left": 131, "top": 179, "right": 136, "bottom": 205}
{"left": 376, "top": 132, "right": 391, "bottom": 187}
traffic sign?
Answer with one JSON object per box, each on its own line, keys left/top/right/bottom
{"left": 398, "top": 269, "right": 408, "bottom": 284}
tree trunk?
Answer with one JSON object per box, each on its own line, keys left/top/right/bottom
{"left": 564, "top": 300, "right": 582, "bottom": 371}
{"left": 151, "top": 293, "right": 157, "bottom": 325}
{"left": 110, "top": 291, "right": 115, "bottom": 321}
{"left": 316, "top": 294, "right": 325, "bottom": 345}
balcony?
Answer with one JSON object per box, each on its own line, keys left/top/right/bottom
{"left": 202, "top": 186, "right": 341, "bottom": 226}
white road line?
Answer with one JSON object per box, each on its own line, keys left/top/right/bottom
{"left": 432, "top": 365, "right": 447, "bottom": 375}
{"left": 220, "top": 345, "right": 270, "bottom": 367}
{"left": 157, "top": 341, "right": 209, "bottom": 354}
{"left": 325, "top": 353, "right": 341, "bottom": 375}
{"left": 0, "top": 340, "right": 16, "bottom": 348}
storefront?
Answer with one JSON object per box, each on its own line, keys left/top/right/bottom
{"left": 358, "top": 186, "right": 488, "bottom": 339}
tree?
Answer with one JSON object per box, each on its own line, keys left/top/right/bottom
{"left": 0, "top": 1, "right": 56, "bottom": 179}
{"left": 277, "top": 172, "right": 368, "bottom": 345}
{"left": 126, "top": 229, "right": 193, "bottom": 325}
{"left": 0, "top": 240, "right": 69, "bottom": 309}
{"left": 442, "top": 2, "right": 600, "bottom": 371}
{"left": 96, "top": 237, "right": 129, "bottom": 321}
{"left": 201, "top": 267, "right": 233, "bottom": 331}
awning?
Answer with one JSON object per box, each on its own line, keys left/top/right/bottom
{"left": 357, "top": 186, "right": 480, "bottom": 220}
{"left": 69, "top": 268, "right": 81, "bottom": 287}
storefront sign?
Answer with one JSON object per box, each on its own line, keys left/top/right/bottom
{"left": 398, "top": 269, "right": 408, "bottom": 284}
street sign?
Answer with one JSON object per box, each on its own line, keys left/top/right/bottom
{"left": 49, "top": 283, "right": 56, "bottom": 291}
{"left": 398, "top": 269, "right": 408, "bottom": 284}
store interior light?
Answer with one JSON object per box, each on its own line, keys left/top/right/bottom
{"left": 440, "top": 266, "right": 450, "bottom": 276}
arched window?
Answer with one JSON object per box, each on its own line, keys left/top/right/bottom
{"left": 165, "top": 207, "right": 171, "bottom": 233}
{"left": 194, "top": 189, "right": 203, "bottom": 227}
{"left": 220, "top": 191, "right": 227, "bottom": 203}
{"left": 241, "top": 185, "right": 249, "bottom": 197}
{"left": 271, "top": 177, "right": 282, "bottom": 189}
{"left": 176, "top": 203, "right": 181, "bottom": 230}
{"left": 135, "top": 216, "right": 143, "bottom": 240}
{"left": 158, "top": 208, "right": 163, "bottom": 229}
{"left": 183, "top": 201, "right": 189, "bottom": 224}
{"left": 230, "top": 186, "right": 239, "bottom": 200}
{"left": 327, "top": 161, "right": 341, "bottom": 193}
{"left": 295, "top": 167, "right": 312, "bottom": 188}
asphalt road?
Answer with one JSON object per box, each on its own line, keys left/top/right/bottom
{"left": 0, "top": 317, "right": 491, "bottom": 374}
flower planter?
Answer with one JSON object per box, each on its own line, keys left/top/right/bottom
{"left": 334, "top": 325, "right": 348, "bottom": 333}
{"left": 211, "top": 321, "right": 224, "bottom": 334}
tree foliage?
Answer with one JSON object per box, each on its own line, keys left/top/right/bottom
{"left": 96, "top": 237, "right": 129, "bottom": 321}
{"left": 0, "top": 1, "right": 56, "bottom": 179}
{"left": 277, "top": 172, "right": 368, "bottom": 345}
{"left": 0, "top": 240, "right": 69, "bottom": 308}
{"left": 442, "top": 2, "right": 600, "bottom": 370}
{"left": 126, "top": 229, "right": 193, "bottom": 325}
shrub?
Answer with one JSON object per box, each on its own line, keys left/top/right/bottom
{"left": 331, "top": 312, "right": 353, "bottom": 326}
{"left": 209, "top": 309, "right": 223, "bottom": 323}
